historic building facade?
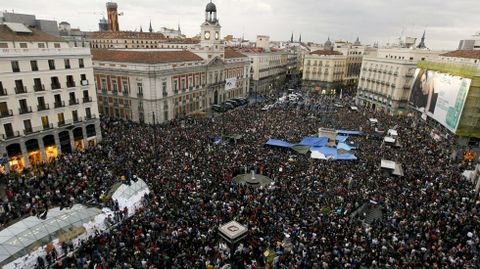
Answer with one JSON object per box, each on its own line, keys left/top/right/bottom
{"left": 0, "top": 23, "right": 101, "bottom": 172}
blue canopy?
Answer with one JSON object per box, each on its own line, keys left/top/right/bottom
{"left": 298, "top": 137, "right": 328, "bottom": 147}
{"left": 337, "top": 130, "right": 361, "bottom": 136}
{"left": 311, "top": 146, "right": 338, "bottom": 158}
{"left": 337, "top": 142, "right": 352, "bottom": 151}
{"left": 337, "top": 153, "right": 358, "bottom": 160}
{"left": 265, "top": 139, "right": 294, "bottom": 148}
{"left": 336, "top": 135, "right": 349, "bottom": 142}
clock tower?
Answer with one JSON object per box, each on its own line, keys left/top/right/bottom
{"left": 198, "top": 1, "right": 224, "bottom": 60}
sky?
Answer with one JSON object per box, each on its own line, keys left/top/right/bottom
{"left": 6, "top": 0, "right": 480, "bottom": 50}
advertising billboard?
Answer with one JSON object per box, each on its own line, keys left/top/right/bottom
{"left": 410, "top": 68, "right": 471, "bottom": 132}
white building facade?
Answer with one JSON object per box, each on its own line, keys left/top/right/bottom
{"left": 302, "top": 50, "right": 347, "bottom": 91}
{"left": 356, "top": 48, "right": 441, "bottom": 114}
{"left": 0, "top": 23, "right": 101, "bottom": 173}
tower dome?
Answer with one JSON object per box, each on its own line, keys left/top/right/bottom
{"left": 206, "top": 1, "right": 217, "bottom": 12}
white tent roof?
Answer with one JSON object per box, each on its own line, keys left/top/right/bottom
{"left": 0, "top": 204, "right": 101, "bottom": 266}
{"left": 369, "top": 118, "right": 378, "bottom": 123}
{"left": 381, "top": 160, "right": 396, "bottom": 170}
{"left": 384, "top": 136, "right": 396, "bottom": 143}
{"left": 388, "top": 129, "right": 398, "bottom": 137}
{"left": 111, "top": 179, "right": 149, "bottom": 202}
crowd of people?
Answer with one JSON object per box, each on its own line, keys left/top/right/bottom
{"left": 1, "top": 91, "right": 479, "bottom": 269}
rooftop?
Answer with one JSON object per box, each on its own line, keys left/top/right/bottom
{"left": 441, "top": 50, "right": 480, "bottom": 60}
{"left": 310, "top": 50, "right": 343, "bottom": 56}
{"left": 91, "top": 49, "right": 204, "bottom": 64}
{"left": 224, "top": 47, "right": 248, "bottom": 59}
{"left": 0, "top": 24, "right": 65, "bottom": 42}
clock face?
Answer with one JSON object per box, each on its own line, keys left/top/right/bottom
{"left": 215, "top": 32, "right": 219, "bottom": 40}
{"left": 204, "top": 31, "right": 211, "bottom": 40}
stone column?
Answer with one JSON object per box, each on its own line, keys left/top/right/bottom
{"left": 38, "top": 136, "right": 47, "bottom": 162}
{"left": 69, "top": 130, "right": 75, "bottom": 152}
{"left": 19, "top": 140, "right": 29, "bottom": 169}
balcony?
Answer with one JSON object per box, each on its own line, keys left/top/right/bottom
{"left": 85, "top": 114, "right": 96, "bottom": 120}
{"left": 54, "top": 101, "right": 65, "bottom": 108}
{"left": 123, "top": 91, "right": 129, "bottom": 96}
{"left": 0, "top": 109, "right": 13, "bottom": 118}
{"left": 23, "top": 128, "right": 34, "bottom": 135}
{"left": 2, "top": 131, "right": 20, "bottom": 140}
{"left": 81, "top": 80, "right": 89, "bottom": 86}
{"left": 66, "top": 81, "right": 76, "bottom": 88}
{"left": 19, "top": 106, "right": 32, "bottom": 114}
{"left": 162, "top": 92, "right": 168, "bottom": 97}
{"left": 137, "top": 92, "right": 143, "bottom": 98}
{"left": 15, "top": 86, "right": 27, "bottom": 94}
{"left": 73, "top": 116, "right": 83, "bottom": 123}
{"left": 69, "top": 98, "right": 79, "bottom": 105}
{"left": 0, "top": 88, "right": 8, "bottom": 96}
{"left": 83, "top": 96, "right": 92, "bottom": 103}
{"left": 34, "top": 84, "right": 45, "bottom": 92}
{"left": 37, "top": 103, "right": 50, "bottom": 111}
{"left": 51, "top": 83, "right": 62, "bottom": 90}
{"left": 43, "top": 123, "right": 54, "bottom": 130}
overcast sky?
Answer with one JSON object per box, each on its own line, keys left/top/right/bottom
{"left": 7, "top": 0, "right": 480, "bottom": 50}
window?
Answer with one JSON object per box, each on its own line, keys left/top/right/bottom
{"left": 101, "top": 79, "right": 107, "bottom": 91}
{"left": 23, "top": 119, "right": 32, "bottom": 133}
{"left": 173, "top": 80, "right": 178, "bottom": 93}
{"left": 69, "top": 92, "right": 77, "bottom": 105}
{"left": 162, "top": 81, "right": 167, "bottom": 96}
{"left": 19, "top": 99, "right": 29, "bottom": 114}
{"left": 19, "top": 43, "right": 27, "bottom": 48}
{"left": 0, "top": 102, "right": 10, "bottom": 117}
{"left": 64, "top": 59, "right": 71, "bottom": 69}
{"left": 79, "top": 59, "right": 85, "bottom": 68}
{"left": 33, "top": 78, "right": 43, "bottom": 92}
{"left": 30, "top": 60, "right": 38, "bottom": 71}
{"left": 41, "top": 116, "right": 49, "bottom": 129}
{"left": 11, "top": 61, "right": 20, "bottom": 72}
{"left": 51, "top": 77, "right": 61, "bottom": 90}
{"left": 112, "top": 80, "right": 118, "bottom": 92}
{"left": 57, "top": 113, "right": 65, "bottom": 125}
{"left": 122, "top": 81, "right": 128, "bottom": 93}
{"left": 72, "top": 110, "right": 78, "bottom": 122}
{"left": 66, "top": 75, "right": 75, "bottom": 88}
{"left": 54, "top": 94, "right": 62, "bottom": 107}
{"left": 48, "top": 60, "right": 56, "bottom": 70}
{"left": 0, "top": 43, "right": 8, "bottom": 48}
{"left": 3, "top": 123, "right": 14, "bottom": 138}
{"left": 54, "top": 43, "right": 61, "bottom": 48}
{"left": 137, "top": 83, "right": 143, "bottom": 96}
{"left": 15, "top": 80, "right": 25, "bottom": 94}
{"left": 37, "top": 96, "right": 47, "bottom": 110}
{"left": 85, "top": 107, "right": 92, "bottom": 119}
{"left": 37, "top": 43, "right": 45, "bottom": 48}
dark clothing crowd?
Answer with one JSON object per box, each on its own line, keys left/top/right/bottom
{"left": 1, "top": 92, "right": 479, "bottom": 269}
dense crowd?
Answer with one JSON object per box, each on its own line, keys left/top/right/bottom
{"left": 1, "top": 92, "right": 479, "bottom": 269}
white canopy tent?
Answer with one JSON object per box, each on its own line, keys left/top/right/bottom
{"left": 381, "top": 159, "right": 404, "bottom": 176}
{"left": 0, "top": 204, "right": 101, "bottom": 267}
{"left": 111, "top": 178, "right": 150, "bottom": 217}
{"left": 384, "top": 136, "right": 396, "bottom": 143}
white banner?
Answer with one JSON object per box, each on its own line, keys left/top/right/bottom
{"left": 225, "top": 78, "right": 237, "bottom": 91}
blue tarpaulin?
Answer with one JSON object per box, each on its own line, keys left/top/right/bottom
{"left": 311, "top": 146, "right": 338, "bottom": 158}
{"left": 337, "top": 153, "right": 358, "bottom": 160}
{"left": 265, "top": 139, "right": 294, "bottom": 148}
{"left": 298, "top": 137, "right": 328, "bottom": 147}
{"left": 337, "top": 130, "right": 361, "bottom": 136}
{"left": 337, "top": 142, "right": 352, "bottom": 151}
{"left": 336, "top": 135, "right": 349, "bottom": 142}
{"left": 311, "top": 146, "right": 357, "bottom": 160}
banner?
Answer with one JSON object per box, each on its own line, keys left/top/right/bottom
{"left": 225, "top": 78, "right": 237, "bottom": 91}
{"left": 410, "top": 68, "right": 471, "bottom": 132}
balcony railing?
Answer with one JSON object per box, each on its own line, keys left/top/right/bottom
{"left": 73, "top": 116, "right": 83, "bottom": 123}
{"left": 83, "top": 96, "right": 92, "bottom": 103}
{"left": 23, "top": 128, "right": 34, "bottom": 135}
{"left": 0, "top": 88, "right": 7, "bottom": 96}
{"left": 51, "top": 83, "right": 61, "bottom": 90}
{"left": 2, "top": 131, "right": 20, "bottom": 140}
{"left": 15, "top": 86, "right": 27, "bottom": 94}
{"left": 66, "top": 81, "right": 76, "bottom": 88}
{"left": 85, "top": 114, "right": 97, "bottom": 120}
{"left": 162, "top": 92, "right": 168, "bottom": 97}
{"left": 43, "top": 123, "right": 54, "bottom": 130}
{"left": 37, "top": 103, "right": 50, "bottom": 111}
{"left": 137, "top": 92, "right": 143, "bottom": 98}
{"left": 54, "top": 101, "right": 65, "bottom": 108}
{"left": 69, "top": 98, "right": 79, "bottom": 105}
{"left": 19, "top": 106, "right": 32, "bottom": 114}
{"left": 34, "top": 84, "right": 45, "bottom": 92}
{"left": 0, "top": 109, "right": 13, "bottom": 118}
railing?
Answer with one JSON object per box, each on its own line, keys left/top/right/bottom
{"left": 43, "top": 123, "right": 54, "bottom": 130}
{"left": 1, "top": 131, "right": 20, "bottom": 140}
{"left": 163, "top": 92, "right": 168, "bottom": 97}
{"left": 73, "top": 116, "right": 83, "bottom": 123}
{"left": 54, "top": 101, "right": 65, "bottom": 108}
{"left": 0, "top": 88, "right": 7, "bottom": 96}
{"left": 34, "top": 84, "right": 45, "bottom": 92}
{"left": 69, "top": 98, "right": 79, "bottom": 105}
{"left": 51, "top": 83, "right": 61, "bottom": 90}
{"left": 66, "top": 81, "right": 76, "bottom": 88}
{"left": 23, "top": 128, "right": 34, "bottom": 135}
{"left": 83, "top": 96, "right": 92, "bottom": 103}
{"left": 137, "top": 92, "right": 143, "bottom": 98}
{"left": 0, "top": 109, "right": 13, "bottom": 118}
{"left": 85, "top": 114, "right": 97, "bottom": 120}
{"left": 37, "top": 103, "right": 50, "bottom": 111}
{"left": 15, "top": 86, "right": 27, "bottom": 94}
{"left": 19, "top": 106, "right": 32, "bottom": 114}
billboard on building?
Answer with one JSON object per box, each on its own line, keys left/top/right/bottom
{"left": 410, "top": 68, "right": 471, "bottom": 132}
{"left": 225, "top": 78, "right": 237, "bottom": 91}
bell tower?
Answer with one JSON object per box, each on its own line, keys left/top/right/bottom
{"left": 199, "top": 1, "right": 224, "bottom": 60}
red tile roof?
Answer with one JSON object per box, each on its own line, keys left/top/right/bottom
{"left": 88, "top": 31, "right": 200, "bottom": 44}
{"left": 224, "top": 48, "right": 248, "bottom": 59}
{"left": 441, "top": 50, "right": 480, "bottom": 60}
{"left": 0, "top": 25, "right": 65, "bottom": 42}
{"left": 91, "top": 49, "right": 204, "bottom": 64}
{"left": 310, "top": 50, "right": 343, "bottom": 56}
